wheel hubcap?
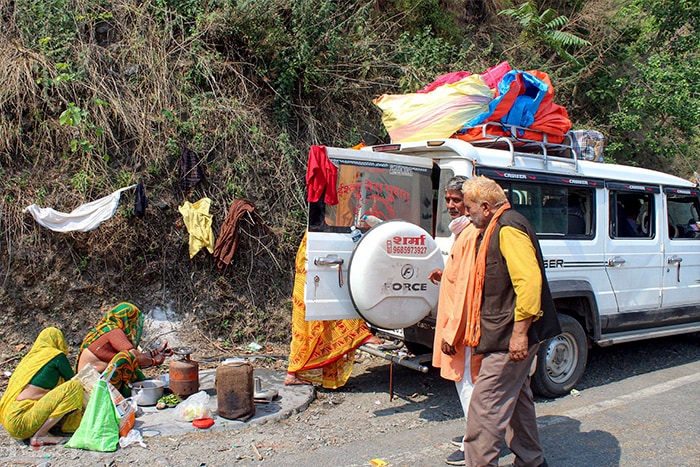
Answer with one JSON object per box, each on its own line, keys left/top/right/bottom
{"left": 545, "top": 333, "right": 578, "bottom": 383}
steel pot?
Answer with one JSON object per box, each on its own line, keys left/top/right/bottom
{"left": 132, "top": 379, "right": 165, "bottom": 406}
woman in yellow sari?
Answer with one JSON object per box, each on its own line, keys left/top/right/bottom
{"left": 285, "top": 232, "right": 382, "bottom": 389}
{"left": 0, "top": 327, "right": 83, "bottom": 446}
{"left": 77, "top": 302, "right": 169, "bottom": 397}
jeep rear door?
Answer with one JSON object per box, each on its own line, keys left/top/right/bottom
{"left": 304, "top": 147, "right": 434, "bottom": 321}
{"left": 662, "top": 187, "right": 700, "bottom": 309}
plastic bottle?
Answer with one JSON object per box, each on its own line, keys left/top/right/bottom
{"left": 350, "top": 226, "right": 362, "bottom": 243}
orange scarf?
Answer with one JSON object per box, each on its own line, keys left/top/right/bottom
{"left": 465, "top": 202, "right": 511, "bottom": 347}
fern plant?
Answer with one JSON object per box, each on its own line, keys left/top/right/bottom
{"left": 499, "top": 1, "right": 590, "bottom": 64}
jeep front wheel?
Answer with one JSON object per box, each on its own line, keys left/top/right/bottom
{"left": 531, "top": 314, "right": 588, "bottom": 398}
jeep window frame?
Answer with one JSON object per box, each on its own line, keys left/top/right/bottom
{"left": 477, "top": 167, "right": 597, "bottom": 239}
{"left": 665, "top": 187, "right": 700, "bottom": 239}
{"left": 607, "top": 182, "right": 659, "bottom": 240}
{"left": 435, "top": 166, "right": 458, "bottom": 238}
{"left": 308, "top": 157, "right": 434, "bottom": 234}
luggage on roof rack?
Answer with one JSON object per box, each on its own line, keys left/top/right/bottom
{"left": 570, "top": 129, "right": 605, "bottom": 162}
{"left": 458, "top": 123, "right": 605, "bottom": 165}
{"left": 459, "top": 122, "right": 579, "bottom": 169}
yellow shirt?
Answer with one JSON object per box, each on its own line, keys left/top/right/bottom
{"left": 178, "top": 198, "right": 215, "bottom": 258}
{"left": 499, "top": 226, "right": 543, "bottom": 322}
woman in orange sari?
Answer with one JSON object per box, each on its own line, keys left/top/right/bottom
{"left": 285, "top": 232, "right": 382, "bottom": 388}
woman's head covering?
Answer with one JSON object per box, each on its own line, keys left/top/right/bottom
{"left": 79, "top": 302, "right": 144, "bottom": 355}
{"left": 32, "top": 327, "right": 69, "bottom": 356}
{"left": 99, "top": 302, "right": 144, "bottom": 347}
{"left": 0, "top": 327, "right": 68, "bottom": 426}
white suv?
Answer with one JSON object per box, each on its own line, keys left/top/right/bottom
{"left": 304, "top": 128, "right": 700, "bottom": 397}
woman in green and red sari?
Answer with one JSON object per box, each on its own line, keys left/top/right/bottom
{"left": 76, "top": 302, "right": 168, "bottom": 396}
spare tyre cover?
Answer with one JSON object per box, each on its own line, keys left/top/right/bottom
{"left": 347, "top": 220, "right": 443, "bottom": 329}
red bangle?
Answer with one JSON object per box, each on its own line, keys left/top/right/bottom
{"left": 152, "top": 358, "right": 158, "bottom": 367}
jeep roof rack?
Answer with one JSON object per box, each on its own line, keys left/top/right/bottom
{"left": 466, "top": 122, "right": 579, "bottom": 170}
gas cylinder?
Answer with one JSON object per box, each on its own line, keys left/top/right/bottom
{"left": 169, "top": 349, "right": 199, "bottom": 398}
{"left": 216, "top": 359, "right": 255, "bottom": 421}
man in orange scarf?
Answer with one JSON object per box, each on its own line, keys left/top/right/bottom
{"left": 461, "top": 176, "right": 561, "bottom": 467}
{"left": 429, "top": 176, "right": 480, "bottom": 466}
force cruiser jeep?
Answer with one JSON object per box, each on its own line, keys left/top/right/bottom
{"left": 304, "top": 126, "right": 700, "bottom": 397}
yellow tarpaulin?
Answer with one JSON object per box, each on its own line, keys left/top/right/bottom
{"left": 374, "top": 74, "right": 494, "bottom": 143}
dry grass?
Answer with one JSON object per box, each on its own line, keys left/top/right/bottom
{"left": 0, "top": 0, "right": 315, "bottom": 349}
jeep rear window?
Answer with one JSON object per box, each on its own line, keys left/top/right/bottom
{"left": 666, "top": 191, "right": 700, "bottom": 239}
{"left": 309, "top": 158, "right": 433, "bottom": 233}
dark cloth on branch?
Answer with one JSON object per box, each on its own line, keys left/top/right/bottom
{"left": 213, "top": 199, "right": 267, "bottom": 272}
{"left": 134, "top": 182, "right": 148, "bottom": 218}
{"left": 178, "top": 144, "right": 205, "bottom": 192}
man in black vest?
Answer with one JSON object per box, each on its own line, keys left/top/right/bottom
{"left": 460, "top": 176, "right": 561, "bottom": 467}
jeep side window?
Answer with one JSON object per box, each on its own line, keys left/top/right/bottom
{"left": 566, "top": 192, "right": 589, "bottom": 235}
{"left": 666, "top": 191, "right": 700, "bottom": 239}
{"left": 610, "top": 191, "right": 654, "bottom": 238}
{"left": 499, "top": 182, "right": 594, "bottom": 238}
{"left": 311, "top": 158, "right": 433, "bottom": 233}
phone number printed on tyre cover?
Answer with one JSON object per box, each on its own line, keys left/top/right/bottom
{"left": 348, "top": 221, "right": 443, "bottom": 329}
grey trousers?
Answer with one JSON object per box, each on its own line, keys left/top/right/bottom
{"left": 464, "top": 344, "right": 544, "bottom": 467}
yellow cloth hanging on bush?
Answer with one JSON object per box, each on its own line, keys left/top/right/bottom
{"left": 374, "top": 75, "right": 494, "bottom": 143}
{"left": 178, "top": 198, "right": 215, "bottom": 258}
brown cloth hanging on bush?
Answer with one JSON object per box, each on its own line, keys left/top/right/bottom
{"left": 213, "top": 199, "right": 266, "bottom": 272}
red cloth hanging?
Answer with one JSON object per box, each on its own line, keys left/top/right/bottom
{"left": 306, "top": 145, "right": 338, "bottom": 205}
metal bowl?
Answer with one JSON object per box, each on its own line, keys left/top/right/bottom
{"left": 132, "top": 379, "right": 165, "bottom": 406}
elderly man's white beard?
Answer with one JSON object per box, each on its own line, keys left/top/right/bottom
{"left": 449, "top": 215, "right": 471, "bottom": 236}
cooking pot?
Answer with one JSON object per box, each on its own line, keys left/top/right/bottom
{"left": 132, "top": 379, "right": 165, "bottom": 406}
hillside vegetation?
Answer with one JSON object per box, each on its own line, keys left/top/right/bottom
{"left": 0, "top": 0, "right": 698, "bottom": 351}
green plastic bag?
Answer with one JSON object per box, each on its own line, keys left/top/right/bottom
{"left": 66, "top": 379, "right": 119, "bottom": 452}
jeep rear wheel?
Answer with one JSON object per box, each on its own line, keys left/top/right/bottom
{"left": 531, "top": 314, "right": 588, "bottom": 398}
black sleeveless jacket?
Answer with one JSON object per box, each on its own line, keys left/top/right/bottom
{"left": 474, "top": 209, "right": 562, "bottom": 354}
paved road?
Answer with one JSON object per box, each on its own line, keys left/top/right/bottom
{"left": 269, "top": 349, "right": 700, "bottom": 466}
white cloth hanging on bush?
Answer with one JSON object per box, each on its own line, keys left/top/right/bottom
{"left": 23, "top": 185, "right": 136, "bottom": 232}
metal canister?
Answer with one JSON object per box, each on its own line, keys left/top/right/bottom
{"left": 169, "top": 349, "right": 199, "bottom": 398}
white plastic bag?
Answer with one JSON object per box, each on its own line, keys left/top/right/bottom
{"left": 119, "top": 428, "right": 147, "bottom": 448}
{"left": 175, "top": 391, "right": 211, "bottom": 422}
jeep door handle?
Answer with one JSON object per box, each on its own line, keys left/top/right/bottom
{"left": 668, "top": 256, "right": 683, "bottom": 282}
{"left": 314, "top": 255, "right": 345, "bottom": 287}
{"left": 314, "top": 255, "right": 344, "bottom": 266}
{"left": 667, "top": 255, "right": 683, "bottom": 265}
{"left": 607, "top": 256, "right": 626, "bottom": 267}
